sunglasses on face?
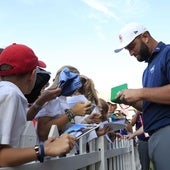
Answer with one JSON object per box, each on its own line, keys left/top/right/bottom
{"left": 125, "top": 35, "right": 142, "bottom": 51}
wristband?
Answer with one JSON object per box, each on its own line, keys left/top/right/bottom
{"left": 34, "top": 144, "right": 44, "bottom": 163}
{"left": 39, "top": 144, "right": 45, "bottom": 163}
{"left": 33, "top": 103, "right": 42, "bottom": 111}
{"left": 65, "top": 109, "right": 75, "bottom": 121}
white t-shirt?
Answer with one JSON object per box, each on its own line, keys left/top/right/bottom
{"left": 35, "top": 96, "right": 71, "bottom": 132}
{"left": 0, "top": 81, "right": 27, "bottom": 147}
{"left": 35, "top": 96, "right": 69, "bottom": 119}
{"left": 67, "top": 95, "right": 88, "bottom": 107}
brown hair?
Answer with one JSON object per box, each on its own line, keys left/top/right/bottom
{"left": 78, "top": 75, "right": 99, "bottom": 105}
{"left": 98, "top": 98, "right": 109, "bottom": 121}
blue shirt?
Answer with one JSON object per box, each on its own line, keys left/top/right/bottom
{"left": 142, "top": 42, "right": 170, "bottom": 133}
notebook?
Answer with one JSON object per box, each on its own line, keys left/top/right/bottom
{"left": 111, "top": 83, "right": 128, "bottom": 103}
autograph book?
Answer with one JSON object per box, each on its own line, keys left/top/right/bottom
{"left": 102, "top": 118, "right": 126, "bottom": 132}
{"left": 64, "top": 123, "right": 99, "bottom": 140}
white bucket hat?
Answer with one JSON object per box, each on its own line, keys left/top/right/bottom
{"left": 114, "top": 22, "right": 147, "bottom": 53}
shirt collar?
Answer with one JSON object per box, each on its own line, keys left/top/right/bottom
{"left": 148, "top": 41, "right": 165, "bottom": 63}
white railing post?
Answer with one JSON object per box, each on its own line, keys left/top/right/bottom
{"left": 88, "top": 139, "right": 96, "bottom": 170}
{"left": 48, "top": 124, "right": 59, "bottom": 138}
{"left": 130, "top": 139, "right": 136, "bottom": 170}
{"left": 96, "top": 136, "right": 107, "bottom": 170}
{"left": 19, "top": 121, "right": 38, "bottom": 148}
{"left": 79, "top": 136, "right": 87, "bottom": 170}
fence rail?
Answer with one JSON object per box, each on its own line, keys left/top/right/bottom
{"left": 0, "top": 122, "right": 136, "bottom": 170}
{"left": 0, "top": 137, "right": 135, "bottom": 170}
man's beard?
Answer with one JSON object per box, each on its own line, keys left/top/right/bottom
{"left": 137, "top": 42, "right": 151, "bottom": 62}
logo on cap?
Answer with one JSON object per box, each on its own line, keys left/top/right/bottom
{"left": 119, "top": 34, "right": 123, "bottom": 42}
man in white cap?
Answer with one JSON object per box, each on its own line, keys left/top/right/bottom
{"left": 114, "top": 22, "right": 170, "bottom": 170}
{"left": 114, "top": 22, "right": 148, "bottom": 54}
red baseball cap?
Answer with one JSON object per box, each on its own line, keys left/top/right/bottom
{"left": 0, "top": 43, "right": 46, "bottom": 76}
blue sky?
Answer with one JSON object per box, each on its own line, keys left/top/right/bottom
{"left": 1, "top": 0, "right": 170, "bottom": 100}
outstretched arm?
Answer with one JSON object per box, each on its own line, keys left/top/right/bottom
{"left": 125, "top": 126, "right": 144, "bottom": 140}
{"left": 27, "top": 88, "right": 62, "bottom": 120}
{"left": 0, "top": 134, "right": 76, "bottom": 167}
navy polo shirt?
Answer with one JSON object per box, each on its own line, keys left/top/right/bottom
{"left": 142, "top": 42, "right": 170, "bottom": 133}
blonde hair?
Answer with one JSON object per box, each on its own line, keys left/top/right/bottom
{"left": 50, "top": 65, "right": 80, "bottom": 89}
{"left": 78, "top": 75, "right": 99, "bottom": 105}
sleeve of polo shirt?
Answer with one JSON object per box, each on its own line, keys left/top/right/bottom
{"left": 0, "top": 90, "right": 19, "bottom": 145}
{"left": 165, "top": 46, "right": 170, "bottom": 81}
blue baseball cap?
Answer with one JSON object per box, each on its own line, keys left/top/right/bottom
{"left": 58, "top": 67, "right": 82, "bottom": 96}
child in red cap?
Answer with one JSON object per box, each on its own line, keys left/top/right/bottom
{"left": 0, "top": 43, "right": 76, "bottom": 167}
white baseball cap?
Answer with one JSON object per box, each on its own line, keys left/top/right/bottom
{"left": 114, "top": 22, "right": 147, "bottom": 53}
